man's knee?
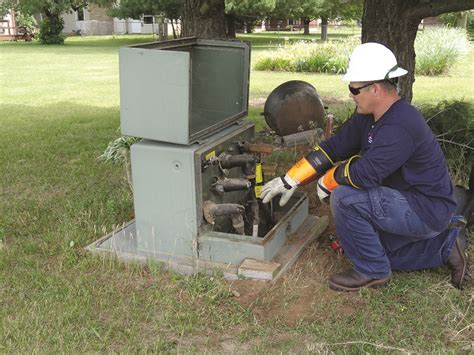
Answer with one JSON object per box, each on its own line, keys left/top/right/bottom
{"left": 330, "top": 185, "right": 358, "bottom": 206}
{"left": 329, "top": 186, "right": 356, "bottom": 217}
{"left": 329, "top": 186, "right": 372, "bottom": 218}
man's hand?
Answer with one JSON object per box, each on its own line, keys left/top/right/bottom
{"left": 261, "top": 174, "right": 298, "bottom": 206}
{"left": 260, "top": 145, "right": 334, "bottom": 206}
{"left": 317, "top": 166, "right": 339, "bottom": 202}
{"left": 317, "top": 156, "right": 361, "bottom": 202}
{"left": 317, "top": 175, "right": 332, "bottom": 202}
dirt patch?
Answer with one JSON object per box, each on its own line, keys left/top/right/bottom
{"left": 228, "top": 279, "right": 269, "bottom": 307}
{"left": 249, "top": 97, "right": 267, "bottom": 107}
{"left": 227, "top": 187, "right": 367, "bottom": 327}
{"left": 220, "top": 137, "right": 381, "bottom": 329}
{"left": 241, "top": 247, "right": 363, "bottom": 327}
{"left": 229, "top": 245, "right": 363, "bottom": 327}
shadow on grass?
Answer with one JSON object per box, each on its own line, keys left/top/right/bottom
{"left": 0, "top": 36, "right": 156, "bottom": 57}
{"left": 1, "top": 31, "right": 360, "bottom": 53}
{"left": 0, "top": 102, "right": 130, "bottom": 236}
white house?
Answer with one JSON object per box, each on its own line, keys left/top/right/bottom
{"left": 61, "top": 4, "right": 172, "bottom": 37}
{"left": 0, "top": 10, "right": 17, "bottom": 40}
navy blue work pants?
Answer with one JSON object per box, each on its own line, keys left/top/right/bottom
{"left": 330, "top": 185, "right": 459, "bottom": 279}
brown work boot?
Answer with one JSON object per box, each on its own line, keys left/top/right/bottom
{"left": 446, "top": 236, "right": 471, "bottom": 290}
{"left": 329, "top": 269, "right": 391, "bottom": 292}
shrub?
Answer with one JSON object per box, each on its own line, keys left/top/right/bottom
{"left": 254, "top": 37, "right": 359, "bottom": 74}
{"left": 415, "top": 27, "right": 470, "bottom": 75}
{"left": 468, "top": 12, "right": 474, "bottom": 40}
{"left": 15, "top": 12, "right": 38, "bottom": 35}
{"left": 254, "top": 55, "right": 294, "bottom": 71}
{"left": 419, "top": 100, "right": 473, "bottom": 185}
{"left": 39, "top": 15, "right": 65, "bottom": 45}
{"left": 98, "top": 135, "right": 142, "bottom": 192}
{"left": 439, "top": 12, "right": 462, "bottom": 27}
{"left": 255, "top": 27, "right": 470, "bottom": 76}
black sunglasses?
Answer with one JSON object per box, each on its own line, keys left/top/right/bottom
{"left": 348, "top": 82, "right": 375, "bottom": 96}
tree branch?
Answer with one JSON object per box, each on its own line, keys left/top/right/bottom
{"left": 435, "top": 129, "right": 472, "bottom": 138}
{"left": 425, "top": 107, "right": 450, "bottom": 123}
{"left": 409, "top": 0, "right": 474, "bottom": 20}
{"left": 436, "top": 138, "right": 474, "bottom": 150}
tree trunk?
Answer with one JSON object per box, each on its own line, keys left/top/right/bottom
{"left": 455, "top": 12, "right": 468, "bottom": 28}
{"left": 245, "top": 21, "right": 254, "bottom": 34}
{"left": 321, "top": 16, "right": 328, "bottom": 41}
{"left": 171, "top": 19, "right": 177, "bottom": 39}
{"left": 362, "top": 0, "right": 474, "bottom": 102}
{"left": 182, "top": 0, "right": 227, "bottom": 38}
{"left": 362, "top": 1, "right": 421, "bottom": 102}
{"left": 303, "top": 18, "right": 310, "bottom": 35}
{"left": 226, "top": 14, "right": 236, "bottom": 38}
{"left": 11, "top": 8, "right": 17, "bottom": 35}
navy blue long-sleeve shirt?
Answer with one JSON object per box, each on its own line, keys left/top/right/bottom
{"left": 319, "top": 99, "right": 456, "bottom": 232}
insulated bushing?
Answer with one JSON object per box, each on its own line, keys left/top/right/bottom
{"left": 213, "top": 178, "right": 252, "bottom": 193}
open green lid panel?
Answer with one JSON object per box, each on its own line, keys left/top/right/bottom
{"left": 119, "top": 37, "right": 250, "bottom": 145}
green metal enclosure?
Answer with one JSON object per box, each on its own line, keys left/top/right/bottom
{"left": 87, "top": 38, "right": 325, "bottom": 274}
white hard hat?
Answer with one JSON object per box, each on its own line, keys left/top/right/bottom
{"left": 342, "top": 42, "right": 407, "bottom": 82}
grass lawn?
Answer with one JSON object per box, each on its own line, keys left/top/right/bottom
{"left": 1, "top": 34, "right": 473, "bottom": 352}
{"left": 239, "top": 26, "right": 361, "bottom": 51}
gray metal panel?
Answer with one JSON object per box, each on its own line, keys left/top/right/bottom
{"left": 119, "top": 47, "right": 190, "bottom": 144}
{"left": 131, "top": 140, "right": 198, "bottom": 256}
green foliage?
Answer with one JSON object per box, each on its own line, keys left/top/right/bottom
{"left": 456, "top": 10, "right": 474, "bottom": 40}
{"left": 98, "top": 135, "right": 141, "bottom": 192}
{"left": 469, "top": 13, "right": 474, "bottom": 40}
{"left": 439, "top": 12, "right": 461, "bottom": 27}
{"left": 15, "top": 12, "right": 38, "bottom": 34}
{"left": 226, "top": 0, "right": 275, "bottom": 33}
{"left": 0, "top": 1, "right": 10, "bottom": 16}
{"left": 16, "top": 13, "right": 38, "bottom": 31}
{"left": 415, "top": 27, "right": 470, "bottom": 76}
{"left": 4, "top": 0, "right": 76, "bottom": 44}
{"left": 438, "top": 11, "right": 474, "bottom": 41}
{"left": 98, "top": 135, "right": 141, "bottom": 165}
{"left": 38, "top": 15, "right": 64, "bottom": 44}
{"left": 104, "top": 0, "right": 182, "bottom": 20}
{"left": 226, "top": 0, "right": 275, "bottom": 19}
{"left": 2, "top": 0, "right": 86, "bottom": 43}
{"left": 254, "top": 37, "right": 359, "bottom": 73}
{"left": 254, "top": 56, "right": 293, "bottom": 71}
{"left": 272, "top": 0, "right": 362, "bottom": 21}
{"left": 256, "top": 27, "right": 470, "bottom": 77}
{"left": 4, "top": 0, "right": 86, "bottom": 18}
{"left": 318, "top": 0, "right": 363, "bottom": 20}
{"left": 273, "top": 0, "right": 321, "bottom": 19}
{"left": 419, "top": 100, "right": 473, "bottom": 185}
